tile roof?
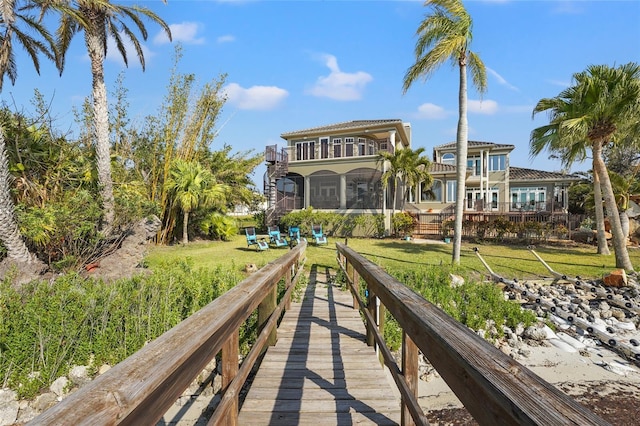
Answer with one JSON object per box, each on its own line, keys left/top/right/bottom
{"left": 434, "top": 140, "right": 515, "bottom": 150}
{"left": 429, "top": 162, "right": 457, "bottom": 173}
{"left": 509, "top": 167, "right": 581, "bottom": 181}
{"left": 281, "top": 119, "right": 404, "bottom": 138}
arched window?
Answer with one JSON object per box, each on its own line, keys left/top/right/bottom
{"left": 346, "top": 168, "right": 382, "bottom": 209}
{"left": 309, "top": 171, "right": 340, "bottom": 209}
{"left": 442, "top": 153, "right": 455, "bottom": 165}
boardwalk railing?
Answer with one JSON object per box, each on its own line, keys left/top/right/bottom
{"left": 335, "top": 242, "right": 610, "bottom": 426}
{"left": 32, "top": 241, "right": 307, "bottom": 426}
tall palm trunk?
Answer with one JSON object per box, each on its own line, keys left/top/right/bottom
{"left": 85, "top": 14, "right": 115, "bottom": 234}
{"left": 452, "top": 60, "right": 468, "bottom": 264}
{"left": 182, "top": 210, "right": 189, "bottom": 244}
{"left": 592, "top": 165, "right": 610, "bottom": 255}
{"left": 593, "top": 141, "right": 633, "bottom": 271}
{"left": 0, "top": 128, "right": 37, "bottom": 263}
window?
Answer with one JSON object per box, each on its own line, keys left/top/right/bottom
{"left": 422, "top": 180, "right": 442, "bottom": 202}
{"left": 295, "top": 141, "right": 315, "bottom": 161}
{"left": 511, "top": 187, "right": 547, "bottom": 211}
{"left": 357, "top": 138, "right": 367, "bottom": 156}
{"left": 346, "top": 168, "right": 382, "bottom": 209}
{"left": 467, "top": 156, "right": 481, "bottom": 176}
{"left": 320, "top": 138, "right": 329, "bottom": 159}
{"left": 446, "top": 180, "right": 457, "bottom": 202}
{"left": 345, "top": 137, "right": 354, "bottom": 157}
{"left": 309, "top": 171, "right": 339, "bottom": 209}
{"left": 442, "top": 153, "right": 455, "bottom": 165}
{"left": 333, "top": 138, "right": 342, "bottom": 158}
{"left": 488, "top": 154, "right": 506, "bottom": 171}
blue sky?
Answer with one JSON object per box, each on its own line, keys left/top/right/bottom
{"left": 4, "top": 0, "right": 640, "bottom": 187}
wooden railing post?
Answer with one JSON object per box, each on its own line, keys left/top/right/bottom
{"left": 366, "top": 283, "right": 376, "bottom": 347}
{"left": 258, "top": 285, "right": 278, "bottom": 349}
{"left": 221, "top": 329, "right": 239, "bottom": 425}
{"left": 285, "top": 266, "right": 292, "bottom": 310}
{"left": 401, "top": 332, "right": 418, "bottom": 426}
{"left": 347, "top": 259, "right": 359, "bottom": 309}
{"left": 378, "top": 300, "right": 385, "bottom": 365}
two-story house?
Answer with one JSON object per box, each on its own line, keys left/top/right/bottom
{"left": 408, "top": 141, "right": 579, "bottom": 214}
{"left": 265, "top": 119, "right": 580, "bottom": 232}
{"left": 264, "top": 119, "right": 410, "bottom": 225}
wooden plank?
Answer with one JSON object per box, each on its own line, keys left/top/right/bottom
{"left": 238, "top": 412, "right": 400, "bottom": 426}
{"left": 239, "top": 280, "right": 400, "bottom": 425}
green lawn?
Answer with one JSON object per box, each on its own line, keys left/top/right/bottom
{"left": 145, "top": 235, "right": 639, "bottom": 281}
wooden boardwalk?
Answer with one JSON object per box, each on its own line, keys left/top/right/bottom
{"left": 238, "top": 264, "right": 401, "bottom": 425}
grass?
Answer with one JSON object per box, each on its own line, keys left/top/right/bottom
{"left": 145, "top": 235, "right": 639, "bottom": 281}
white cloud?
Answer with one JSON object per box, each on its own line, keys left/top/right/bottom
{"left": 307, "top": 54, "right": 373, "bottom": 101}
{"left": 468, "top": 99, "right": 498, "bottom": 115}
{"left": 223, "top": 83, "right": 289, "bottom": 110}
{"left": 154, "top": 22, "right": 205, "bottom": 45}
{"left": 415, "top": 103, "right": 449, "bottom": 120}
{"left": 217, "top": 34, "right": 235, "bottom": 44}
{"left": 486, "top": 67, "right": 519, "bottom": 91}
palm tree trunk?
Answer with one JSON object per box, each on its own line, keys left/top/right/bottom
{"left": 86, "top": 30, "right": 115, "bottom": 234}
{"left": 182, "top": 210, "right": 189, "bottom": 244}
{"left": 593, "top": 141, "right": 634, "bottom": 271}
{"left": 0, "top": 128, "right": 37, "bottom": 263}
{"left": 452, "top": 61, "right": 468, "bottom": 264}
{"left": 592, "top": 165, "right": 610, "bottom": 255}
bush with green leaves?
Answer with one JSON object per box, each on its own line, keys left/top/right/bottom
{"left": 0, "top": 259, "right": 243, "bottom": 399}
{"left": 391, "top": 212, "right": 417, "bottom": 237}
{"left": 200, "top": 212, "right": 238, "bottom": 241}
{"left": 336, "top": 264, "right": 536, "bottom": 352}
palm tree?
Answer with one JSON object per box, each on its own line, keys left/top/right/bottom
{"left": 165, "top": 159, "right": 227, "bottom": 244}
{"left": 46, "top": 0, "right": 171, "bottom": 234}
{"left": 402, "top": 0, "right": 487, "bottom": 264}
{"left": 531, "top": 63, "right": 640, "bottom": 271}
{"left": 0, "top": 1, "right": 57, "bottom": 265}
{"left": 377, "top": 147, "right": 432, "bottom": 215}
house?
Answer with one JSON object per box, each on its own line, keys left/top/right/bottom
{"left": 264, "top": 119, "right": 410, "bottom": 225}
{"left": 264, "top": 120, "right": 580, "bottom": 232}
{"left": 407, "top": 141, "right": 579, "bottom": 214}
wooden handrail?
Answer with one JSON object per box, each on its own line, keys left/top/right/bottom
{"left": 336, "top": 242, "right": 610, "bottom": 426}
{"left": 31, "top": 241, "right": 306, "bottom": 426}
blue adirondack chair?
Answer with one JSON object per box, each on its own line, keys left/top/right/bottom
{"left": 245, "top": 227, "right": 268, "bottom": 251}
{"left": 311, "top": 224, "right": 327, "bottom": 245}
{"left": 289, "top": 226, "right": 301, "bottom": 245}
{"left": 268, "top": 225, "right": 289, "bottom": 247}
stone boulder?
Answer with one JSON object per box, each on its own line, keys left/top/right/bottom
{"left": 603, "top": 269, "right": 628, "bottom": 288}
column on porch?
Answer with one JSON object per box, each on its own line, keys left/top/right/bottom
{"left": 340, "top": 174, "right": 347, "bottom": 209}
{"left": 304, "top": 175, "right": 310, "bottom": 208}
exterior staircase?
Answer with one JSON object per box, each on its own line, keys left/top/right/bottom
{"left": 264, "top": 145, "right": 289, "bottom": 226}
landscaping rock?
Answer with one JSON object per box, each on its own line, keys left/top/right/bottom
{"left": 32, "top": 392, "right": 57, "bottom": 412}
{"left": 69, "top": 365, "right": 90, "bottom": 387}
{"left": 50, "top": 376, "right": 69, "bottom": 397}
{"left": 603, "top": 269, "right": 628, "bottom": 287}
{"left": 0, "top": 389, "right": 18, "bottom": 426}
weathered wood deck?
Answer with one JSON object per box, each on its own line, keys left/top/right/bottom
{"left": 238, "top": 265, "right": 401, "bottom": 425}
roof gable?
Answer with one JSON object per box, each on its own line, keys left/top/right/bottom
{"left": 281, "top": 119, "right": 403, "bottom": 138}
{"left": 434, "top": 140, "right": 515, "bottom": 151}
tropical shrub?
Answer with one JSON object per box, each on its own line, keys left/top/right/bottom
{"left": 0, "top": 260, "right": 242, "bottom": 399}
{"left": 200, "top": 212, "right": 238, "bottom": 241}
{"left": 392, "top": 212, "right": 417, "bottom": 237}
{"left": 340, "top": 264, "right": 536, "bottom": 351}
